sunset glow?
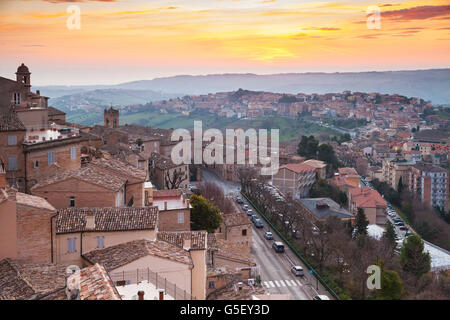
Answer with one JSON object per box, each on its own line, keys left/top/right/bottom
{"left": 1, "top": 0, "right": 449, "bottom": 84}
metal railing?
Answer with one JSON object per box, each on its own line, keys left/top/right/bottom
{"left": 110, "top": 268, "right": 195, "bottom": 300}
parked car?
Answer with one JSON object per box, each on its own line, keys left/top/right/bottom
{"left": 242, "top": 204, "right": 248, "bottom": 211}
{"left": 291, "top": 266, "right": 304, "bottom": 277}
{"left": 399, "top": 226, "right": 408, "bottom": 231}
{"left": 236, "top": 197, "right": 244, "bottom": 204}
{"left": 272, "top": 242, "right": 285, "bottom": 253}
{"left": 246, "top": 209, "right": 253, "bottom": 216}
{"left": 314, "top": 295, "right": 330, "bottom": 300}
{"left": 254, "top": 219, "right": 264, "bottom": 228}
{"left": 251, "top": 215, "right": 258, "bottom": 223}
{"left": 264, "top": 231, "right": 273, "bottom": 240}
{"left": 405, "top": 232, "right": 412, "bottom": 237}
{"left": 395, "top": 222, "right": 405, "bottom": 227}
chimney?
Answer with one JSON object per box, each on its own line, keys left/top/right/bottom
{"left": 85, "top": 213, "right": 95, "bottom": 230}
{"left": 138, "top": 291, "right": 145, "bottom": 301}
{"left": 183, "top": 238, "right": 191, "bottom": 251}
{"left": 158, "top": 289, "right": 164, "bottom": 300}
{"left": 36, "top": 90, "right": 40, "bottom": 96}
{"left": 164, "top": 201, "right": 167, "bottom": 211}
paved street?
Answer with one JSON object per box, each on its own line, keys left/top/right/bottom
{"left": 197, "top": 168, "right": 333, "bottom": 300}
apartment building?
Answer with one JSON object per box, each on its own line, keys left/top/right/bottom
{"left": 348, "top": 187, "right": 387, "bottom": 225}
{"left": 409, "top": 163, "right": 449, "bottom": 212}
{"left": 271, "top": 162, "right": 316, "bottom": 199}
{"left": 382, "top": 157, "right": 416, "bottom": 191}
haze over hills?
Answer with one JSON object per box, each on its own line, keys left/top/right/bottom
{"left": 37, "top": 69, "right": 450, "bottom": 107}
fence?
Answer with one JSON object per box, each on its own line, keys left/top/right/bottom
{"left": 241, "top": 191, "right": 341, "bottom": 300}
{"left": 110, "top": 268, "right": 195, "bottom": 300}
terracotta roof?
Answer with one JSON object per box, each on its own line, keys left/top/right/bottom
{"left": 302, "top": 159, "right": 327, "bottom": 169}
{"left": 0, "top": 187, "right": 55, "bottom": 211}
{"left": 150, "top": 152, "right": 180, "bottom": 170}
{"left": 47, "top": 106, "right": 66, "bottom": 116}
{"left": 279, "top": 162, "right": 316, "bottom": 174}
{"left": 55, "top": 206, "right": 158, "bottom": 234}
{"left": 157, "top": 231, "right": 207, "bottom": 250}
{"left": 82, "top": 239, "right": 193, "bottom": 271}
{"left": 75, "top": 264, "right": 121, "bottom": 300}
{"left": 338, "top": 167, "right": 358, "bottom": 176}
{"left": 31, "top": 165, "right": 127, "bottom": 192}
{"left": 0, "top": 109, "right": 26, "bottom": 132}
{"left": 350, "top": 187, "right": 387, "bottom": 209}
{"left": 90, "top": 157, "right": 146, "bottom": 183}
{"left": 0, "top": 259, "right": 67, "bottom": 300}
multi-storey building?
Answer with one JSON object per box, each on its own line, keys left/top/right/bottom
{"left": 409, "top": 163, "right": 449, "bottom": 212}
{"left": 382, "top": 157, "right": 416, "bottom": 191}
{"left": 271, "top": 162, "right": 316, "bottom": 199}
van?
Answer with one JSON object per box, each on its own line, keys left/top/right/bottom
{"left": 272, "top": 242, "right": 285, "bottom": 253}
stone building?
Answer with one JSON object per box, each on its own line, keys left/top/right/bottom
{"left": 104, "top": 107, "right": 119, "bottom": 128}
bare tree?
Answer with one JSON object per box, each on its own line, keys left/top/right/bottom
{"left": 164, "top": 169, "right": 188, "bottom": 189}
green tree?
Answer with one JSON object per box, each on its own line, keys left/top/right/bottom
{"left": 317, "top": 143, "right": 339, "bottom": 169}
{"left": 397, "top": 177, "right": 404, "bottom": 194}
{"left": 400, "top": 234, "right": 431, "bottom": 280}
{"left": 354, "top": 207, "right": 369, "bottom": 237}
{"left": 376, "top": 260, "right": 403, "bottom": 300}
{"left": 382, "top": 221, "right": 397, "bottom": 248}
{"left": 189, "top": 194, "right": 223, "bottom": 233}
{"left": 297, "top": 135, "right": 318, "bottom": 159}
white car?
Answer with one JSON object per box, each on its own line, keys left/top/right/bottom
{"left": 314, "top": 295, "right": 330, "bottom": 300}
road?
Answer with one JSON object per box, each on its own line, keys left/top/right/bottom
{"left": 196, "top": 168, "right": 333, "bottom": 300}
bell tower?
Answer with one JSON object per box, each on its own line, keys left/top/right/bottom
{"left": 104, "top": 106, "right": 119, "bottom": 128}
{"left": 16, "top": 63, "right": 31, "bottom": 92}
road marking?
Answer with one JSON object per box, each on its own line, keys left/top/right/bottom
{"left": 263, "top": 282, "right": 270, "bottom": 288}
{"left": 268, "top": 281, "right": 275, "bottom": 288}
{"left": 279, "top": 280, "right": 286, "bottom": 287}
{"left": 296, "top": 280, "right": 302, "bottom": 286}
{"left": 274, "top": 281, "right": 280, "bottom": 287}
{"left": 290, "top": 280, "right": 297, "bottom": 286}
{"left": 285, "top": 280, "right": 292, "bottom": 287}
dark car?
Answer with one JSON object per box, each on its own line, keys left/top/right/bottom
{"left": 254, "top": 219, "right": 264, "bottom": 228}
{"left": 272, "top": 242, "right": 285, "bottom": 253}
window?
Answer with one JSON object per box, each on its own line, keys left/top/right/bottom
{"left": 33, "top": 160, "right": 39, "bottom": 168}
{"left": 178, "top": 212, "right": 184, "bottom": 224}
{"left": 8, "top": 135, "right": 17, "bottom": 146}
{"left": 48, "top": 151, "right": 55, "bottom": 165}
{"left": 8, "top": 156, "right": 17, "bottom": 171}
{"left": 97, "top": 236, "right": 105, "bottom": 249}
{"left": 208, "top": 281, "right": 215, "bottom": 289}
{"left": 242, "top": 229, "right": 247, "bottom": 236}
{"left": 70, "top": 146, "right": 76, "bottom": 160}
{"left": 67, "top": 238, "right": 77, "bottom": 253}
{"left": 69, "top": 197, "right": 75, "bottom": 207}
{"left": 13, "top": 92, "right": 20, "bottom": 105}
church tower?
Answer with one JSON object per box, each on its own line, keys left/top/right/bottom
{"left": 16, "top": 63, "right": 31, "bottom": 92}
{"left": 104, "top": 106, "right": 119, "bottom": 128}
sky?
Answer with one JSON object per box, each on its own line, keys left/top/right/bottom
{"left": 0, "top": 0, "right": 449, "bottom": 85}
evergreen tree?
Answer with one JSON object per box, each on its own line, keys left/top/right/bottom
{"left": 382, "top": 221, "right": 397, "bottom": 247}
{"left": 376, "top": 260, "right": 403, "bottom": 300}
{"left": 397, "top": 177, "right": 404, "bottom": 194}
{"left": 400, "top": 234, "right": 431, "bottom": 280}
{"left": 354, "top": 207, "right": 369, "bottom": 237}
{"left": 189, "top": 194, "right": 223, "bottom": 233}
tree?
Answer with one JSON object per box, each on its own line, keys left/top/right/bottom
{"left": 164, "top": 169, "right": 188, "bottom": 189}
{"left": 376, "top": 260, "right": 403, "bottom": 300}
{"left": 354, "top": 208, "right": 369, "bottom": 237}
{"left": 317, "top": 143, "right": 339, "bottom": 169}
{"left": 136, "top": 138, "right": 143, "bottom": 147}
{"left": 189, "top": 194, "right": 223, "bottom": 233}
{"left": 297, "top": 135, "right": 318, "bottom": 159}
{"left": 397, "top": 177, "right": 404, "bottom": 194}
{"left": 382, "top": 221, "right": 397, "bottom": 248}
{"left": 400, "top": 234, "right": 431, "bottom": 280}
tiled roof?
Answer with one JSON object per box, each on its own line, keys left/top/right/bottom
{"left": 350, "top": 187, "right": 387, "bottom": 208}
{"left": 82, "top": 239, "right": 193, "bottom": 271}
{"left": 76, "top": 264, "right": 121, "bottom": 300}
{"left": 302, "top": 159, "right": 327, "bottom": 169}
{"left": 338, "top": 167, "right": 358, "bottom": 176}
{"left": 0, "top": 259, "right": 67, "bottom": 300}
{"left": 279, "top": 163, "right": 315, "bottom": 173}
{"left": 55, "top": 206, "right": 158, "bottom": 234}
{"left": 150, "top": 152, "right": 180, "bottom": 170}
{"left": 47, "top": 106, "right": 66, "bottom": 116}
{"left": 0, "top": 187, "right": 54, "bottom": 211}
{"left": 90, "top": 157, "right": 147, "bottom": 183}
{"left": 157, "top": 231, "right": 207, "bottom": 250}
{"left": 0, "top": 109, "right": 26, "bottom": 132}
{"left": 31, "top": 165, "right": 127, "bottom": 191}
{"left": 413, "top": 163, "right": 448, "bottom": 173}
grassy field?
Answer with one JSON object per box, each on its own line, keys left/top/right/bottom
{"left": 67, "top": 108, "right": 341, "bottom": 142}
